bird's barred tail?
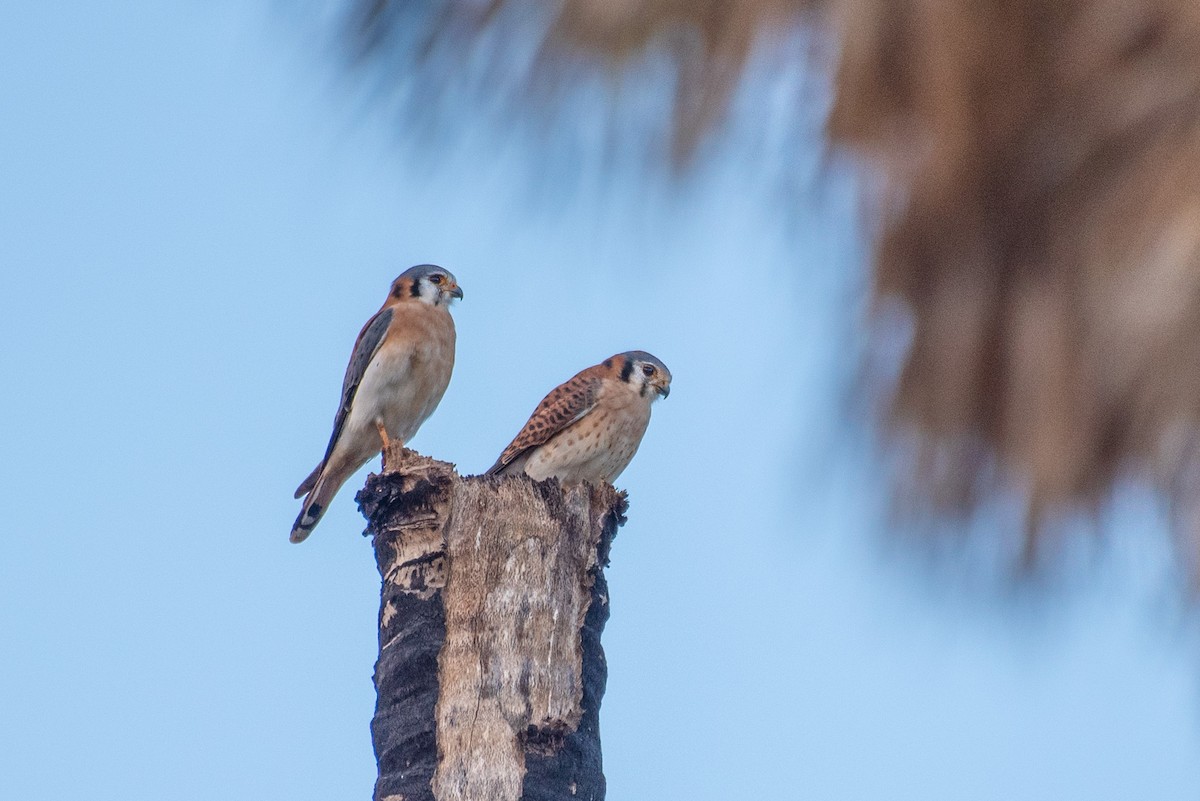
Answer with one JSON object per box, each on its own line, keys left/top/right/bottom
{"left": 294, "top": 462, "right": 322, "bottom": 499}
{"left": 290, "top": 473, "right": 340, "bottom": 543}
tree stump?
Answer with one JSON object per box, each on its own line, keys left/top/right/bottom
{"left": 357, "top": 444, "right": 626, "bottom": 801}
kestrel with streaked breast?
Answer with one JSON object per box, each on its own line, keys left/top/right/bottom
{"left": 291, "top": 264, "right": 462, "bottom": 542}
{"left": 486, "top": 351, "right": 671, "bottom": 483}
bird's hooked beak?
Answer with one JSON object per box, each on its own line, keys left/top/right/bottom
{"left": 447, "top": 282, "right": 464, "bottom": 300}
{"left": 656, "top": 382, "right": 670, "bottom": 399}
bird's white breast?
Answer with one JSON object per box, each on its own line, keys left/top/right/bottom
{"left": 337, "top": 308, "right": 455, "bottom": 465}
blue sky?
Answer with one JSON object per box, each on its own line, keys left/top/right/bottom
{"left": 2, "top": 3, "right": 1199, "bottom": 799}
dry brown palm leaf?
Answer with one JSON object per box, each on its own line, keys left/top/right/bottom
{"left": 337, "top": 0, "right": 1200, "bottom": 579}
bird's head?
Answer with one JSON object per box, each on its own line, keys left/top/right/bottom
{"left": 613, "top": 350, "right": 672, "bottom": 400}
{"left": 391, "top": 264, "right": 464, "bottom": 307}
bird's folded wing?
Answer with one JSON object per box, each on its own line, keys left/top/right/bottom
{"left": 316, "top": 305, "right": 395, "bottom": 467}
{"left": 486, "top": 372, "right": 599, "bottom": 474}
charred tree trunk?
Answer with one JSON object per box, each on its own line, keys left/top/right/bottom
{"left": 357, "top": 444, "right": 626, "bottom": 801}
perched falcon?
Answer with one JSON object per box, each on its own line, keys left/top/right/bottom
{"left": 486, "top": 351, "right": 671, "bottom": 483}
{"left": 291, "top": 264, "right": 462, "bottom": 543}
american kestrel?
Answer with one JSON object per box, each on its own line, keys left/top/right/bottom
{"left": 485, "top": 351, "right": 671, "bottom": 483}
{"left": 291, "top": 264, "right": 463, "bottom": 543}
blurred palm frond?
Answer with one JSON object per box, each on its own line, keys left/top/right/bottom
{"left": 338, "top": 0, "right": 1200, "bottom": 577}
{"left": 342, "top": 0, "right": 803, "bottom": 161}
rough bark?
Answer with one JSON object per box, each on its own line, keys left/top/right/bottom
{"left": 358, "top": 444, "right": 626, "bottom": 801}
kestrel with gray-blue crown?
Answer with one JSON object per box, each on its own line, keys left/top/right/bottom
{"left": 486, "top": 351, "right": 671, "bottom": 483}
{"left": 292, "top": 264, "right": 462, "bottom": 542}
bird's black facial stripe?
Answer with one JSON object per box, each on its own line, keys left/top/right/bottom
{"left": 620, "top": 358, "right": 634, "bottom": 383}
{"left": 410, "top": 279, "right": 422, "bottom": 298}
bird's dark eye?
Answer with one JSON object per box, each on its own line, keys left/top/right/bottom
{"left": 429, "top": 274, "right": 443, "bottom": 285}
{"left": 641, "top": 364, "right": 656, "bottom": 377}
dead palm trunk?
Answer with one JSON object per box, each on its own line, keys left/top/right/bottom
{"left": 357, "top": 444, "right": 626, "bottom": 801}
